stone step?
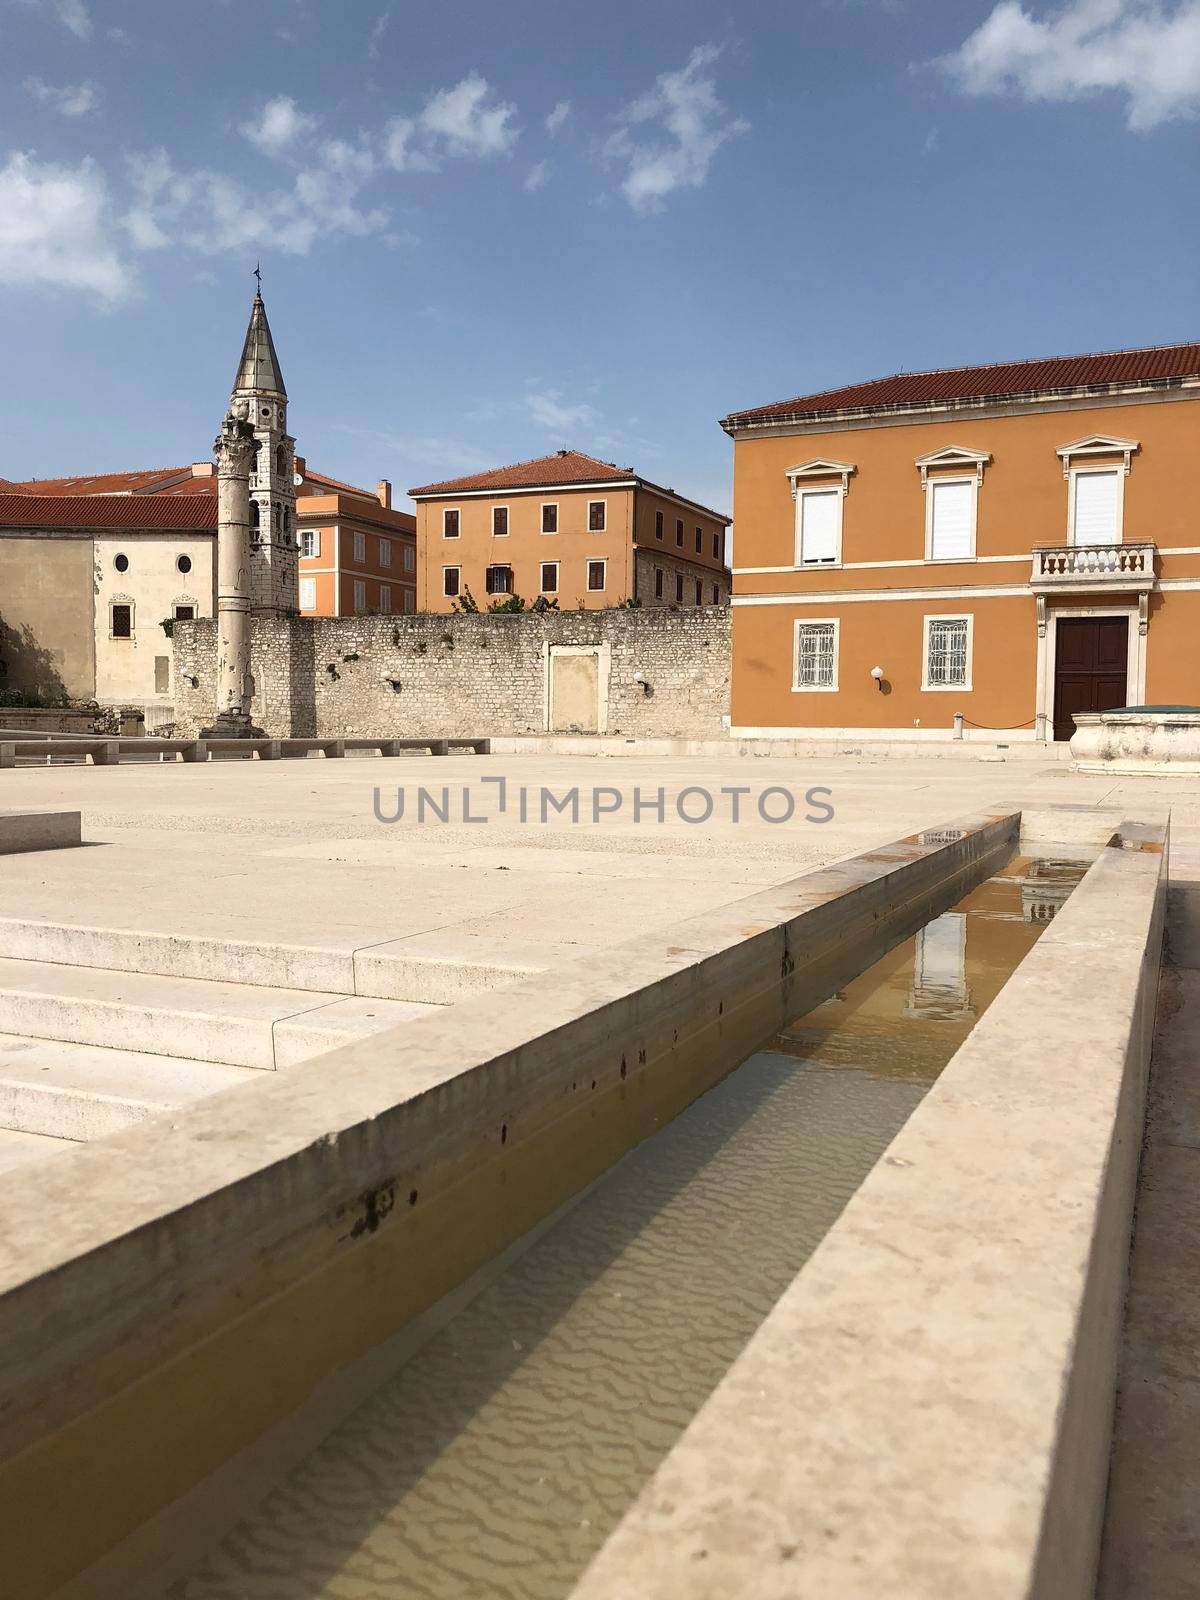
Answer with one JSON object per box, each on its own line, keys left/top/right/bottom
{"left": 0, "top": 1033, "right": 257, "bottom": 1140}
{"left": 0, "top": 1125, "right": 76, "bottom": 1174}
{"left": 0, "top": 959, "right": 438, "bottom": 1070}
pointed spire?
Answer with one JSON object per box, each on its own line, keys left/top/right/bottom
{"left": 233, "top": 288, "right": 286, "bottom": 399}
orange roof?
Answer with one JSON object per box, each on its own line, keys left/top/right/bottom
{"left": 409, "top": 449, "right": 638, "bottom": 497}
{"left": 300, "top": 466, "right": 374, "bottom": 497}
{"left": 6, "top": 467, "right": 193, "bottom": 496}
{"left": 0, "top": 493, "right": 216, "bottom": 530}
{"left": 723, "top": 340, "right": 1200, "bottom": 428}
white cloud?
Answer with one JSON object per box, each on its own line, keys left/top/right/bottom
{"left": 383, "top": 73, "right": 519, "bottom": 171}
{"left": 24, "top": 77, "right": 98, "bottom": 116}
{"left": 605, "top": 44, "right": 748, "bottom": 212}
{"left": 123, "top": 141, "right": 386, "bottom": 259}
{"left": 942, "top": 0, "right": 1200, "bottom": 131}
{"left": 54, "top": 0, "right": 91, "bottom": 38}
{"left": 419, "top": 73, "right": 519, "bottom": 158}
{"left": 524, "top": 159, "right": 551, "bottom": 192}
{"left": 0, "top": 151, "right": 129, "bottom": 300}
{"left": 368, "top": 8, "right": 391, "bottom": 58}
{"left": 240, "top": 95, "right": 319, "bottom": 156}
{"left": 545, "top": 99, "right": 571, "bottom": 135}
{"left": 526, "top": 390, "right": 601, "bottom": 433}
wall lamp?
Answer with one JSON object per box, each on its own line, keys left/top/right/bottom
{"left": 870, "top": 665, "right": 885, "bottom": 692}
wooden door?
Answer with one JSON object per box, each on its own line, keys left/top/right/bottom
{"left": 1052, "top": 617, "right": 1129, "bottom": 741}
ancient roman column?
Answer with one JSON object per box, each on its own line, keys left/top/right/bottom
{"left": 201, "top": 410, "right": 263, "bottom": 737}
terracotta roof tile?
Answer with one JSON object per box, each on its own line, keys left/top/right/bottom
{"left": 409, "top": 450, "right": 637, "bottom": 497}
{"left": 723, "top": 341, "right": 1200, "bottom": 427}
{"left": 6, "top": 467, "right": 192, "bottom": 495}
{"left": 0, "top": 493, "right": 217, "bottom": 530}
{"left": 300, "top": 467, "right": 374, "bottom": 496}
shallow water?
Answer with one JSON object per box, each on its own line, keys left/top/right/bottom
{"left": 166, "top": 852, "right": 1085, "bottom": 1600}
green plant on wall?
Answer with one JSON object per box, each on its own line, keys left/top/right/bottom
{"left": 452, "top": 587, "right": 480, "bottom": 615}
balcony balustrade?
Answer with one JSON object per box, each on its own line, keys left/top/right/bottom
{"left": 1029, "top": 541, "right": 1157, "bottom": 592}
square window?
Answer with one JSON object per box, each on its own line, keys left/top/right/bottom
{"left": 173, "top": 604, "right": 195, "bottom": 621}
{"left": 794, "top": 621, "right": 837, "bottom": 690}
{"left": 675, "top": 518, "right": 684, "bottom": 547}
{"left": 655, "top": 567, "right": 664, "bottom": 598}
{"left": 588, "top": 500, "right": 606, "bottom": 532}
{"left": 486, "top": 564, "right": 513, "bottom": 595}
{"left": 301, "top": 529, "right": 318, "bottom": 558}
{"left": 493, "top": 505, "right": 509, "bottom": 537}
{"left": 541, "top": 503, "right": 558, "bottom": 534}
{"left": 443, "top": 508, "right": 460, "bottom": 538}
{"left": 587, "top": 560, "right": 605, "bottom": 591}
{"left": 796, "top": 488, "right": 840, "bottom": 566}
{"left": 353, "top": 530, "right": 367, "bottom": 562}
{"left": 655, "top": 510, "right": 664, "bottom": 541}
{"left": 540, "top": 561, "right": 559, "bottom": 593}
{"left": 111, "top": 603, "right": 132, "bottom": 638}
{"left": 925, "top": 617, "right": 970, "bottom": 688}
{"left": 379, "top": 538, "right": 392, "bottom": 567}
{"left": 299, "top": 577, "right": 317, "bottom": 611}
{"left": 443, "top": 566, "right": 460, "bottom": 597}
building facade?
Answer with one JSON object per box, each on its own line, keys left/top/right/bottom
{"left": 722, "top": 342, "right": 1200, "bottom": 740}
{"left": 409, "top": 450, "right": 730, "bottom": 613}
{"left": 294, "top": 465, "right": 417, "bottom": 616}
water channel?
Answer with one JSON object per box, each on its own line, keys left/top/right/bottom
{"left": 164, "top": 850, "right": 1087, "bottom": 1600}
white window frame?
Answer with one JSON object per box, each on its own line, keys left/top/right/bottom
{"left": 540, "top": 502, "right": 559, "bottom": 535}
{"left": 109, "top": 598, "right": 135, "bottom": 639}
{"left": 442, "top": 507, "right": 460, "bottom": 538}
{"left": 588, "top": 499, "right": 607, "bottom": 533}
{"left": 300, "top": 528, "right": 318, "bottom": 559}
{"left": 793, "top": 486, "right": 844, "bottom": 569}
{"left": 379, "top": 537, "right": 392, "bottom": 568}
{"left": 485, "top": 563, "right": 513, "bottom": 596}
{"left": 1067, "top": 464, "right": 1124, "bottom": 545}
{"left": 353, "top": 579, "right": 367, "bottom": 613}
{"left": 587, "top": 558, "right": 607, "bottom": 591}
{"left": 792, "top": 616, "right": 840, "bottom": 693}
{"left": 540, "top": 560, "right": 559, "bottom": 593}
{"left": 922, "top": 613, "right": 973, "bottom": 692}
{"left": 924, "top": 474, "right": 978, "bottom": 563}
{"left": 442, "top": 565, "right": 461, "bottom": 598}
{"left": 299, "top": 576, "right": 317, "bottom": 612}
{"left": 492, "top": 504, "right": 510, "bottom": 537}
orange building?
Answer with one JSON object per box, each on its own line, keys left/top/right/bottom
{"left": 721, "top": 342, "right": 1200, "bottom": 741}
{"left": 409, "top": 450, "right": 730, "bottom": 613}
{"left": 293, "top": 461, "right": 416, "bottom": 617}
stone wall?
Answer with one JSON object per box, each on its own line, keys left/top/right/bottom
{"left": 172, "top": 608, "right": 731, "bottom": 739}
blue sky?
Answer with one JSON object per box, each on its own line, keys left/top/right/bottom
{"left": 1, "top": 0, "right": 1197, "bottom": 517}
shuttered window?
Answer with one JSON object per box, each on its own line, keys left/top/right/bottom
{"left": 796, "top": 489, "right": 840, "bottom": 565}
{"left": 1072, "top": 470, "right": 1119, "bottom": 545}
{"left": 298, "top": 578, "right": 316, "bottom": 611}
{"left": 929, "top": 479, "right": 974, "bottom": 560}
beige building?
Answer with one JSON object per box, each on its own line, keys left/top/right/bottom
{"left": 409, "top": 450, "right": 731, "bottom": 613}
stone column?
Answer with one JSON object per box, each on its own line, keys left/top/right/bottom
{"left": 201, "top": 411, "right": 264, "bottom": 737}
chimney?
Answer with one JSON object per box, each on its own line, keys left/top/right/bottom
{"left": 190, "top": 461, "right": 215, "bottom": 477}
{"left": 376, "top": 479, "right": 392, "bottom": 509}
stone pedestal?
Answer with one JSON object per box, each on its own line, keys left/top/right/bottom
{"left": 1071, "top": 708, "right": 1200, "bottom": 774}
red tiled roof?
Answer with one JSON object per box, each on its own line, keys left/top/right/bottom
{"left": 6, "top": 467, "right": 192, "bottom": 495}
{"left": 300, "top": 467, "right": 373, "bottom": 497}
{"left": 409, "top": 450, "right": 638, "bottom": 497}
{"left": 0, "top": 493, "right": 216, "bottom": 530}
{"left": 723, "top": 341, "right": 1200, "bottom": 427}
{"left": 159, "top": 477, "right": 219, "bottom": 496}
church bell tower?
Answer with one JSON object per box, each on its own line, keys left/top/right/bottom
{"left": 230, "top": 285, "right": 297, "bottom": 611}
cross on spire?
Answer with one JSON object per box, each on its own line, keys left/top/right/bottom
{"left": 253, "top": 262, "right": 262, "bottom": 292}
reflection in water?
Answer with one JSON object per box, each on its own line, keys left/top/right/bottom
{"left": 166, "top": 853, "right": 1086, "bottom": 1600}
